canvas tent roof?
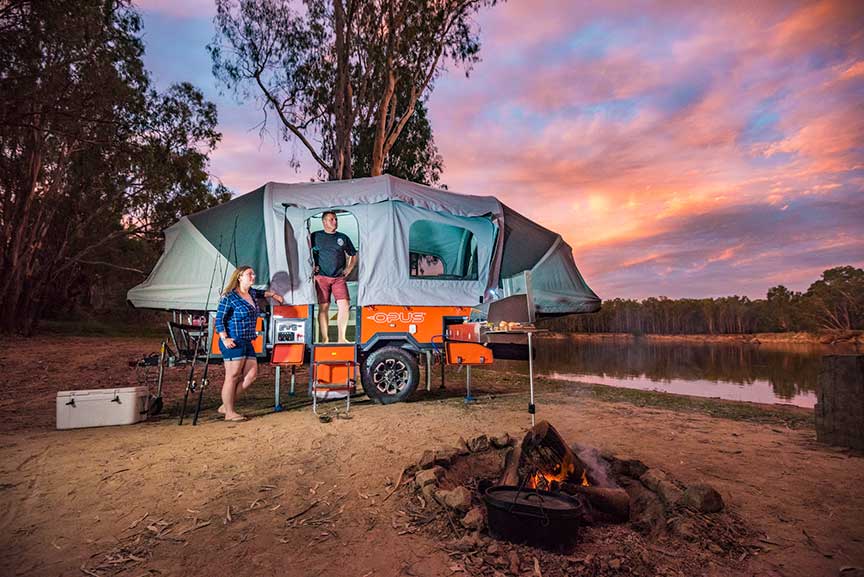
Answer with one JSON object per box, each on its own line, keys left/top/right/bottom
{"left": 128, "top": 175, "right": 600, "bottom": 315}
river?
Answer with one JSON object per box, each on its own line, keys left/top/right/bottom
{"left": 490, "top": 336, "right": 861, "bottom": 408}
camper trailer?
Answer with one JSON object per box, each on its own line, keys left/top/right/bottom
{"left": 128, "top": 175, "right": 600, "bottom": 406}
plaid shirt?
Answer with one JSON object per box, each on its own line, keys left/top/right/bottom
{"left": 215, "top": 288, "right": 264, "bottom": 341}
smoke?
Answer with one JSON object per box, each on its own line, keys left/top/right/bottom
{"left": 572, "top": 443, "right": 618, "bottom": 488}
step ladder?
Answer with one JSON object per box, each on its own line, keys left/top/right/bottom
{"left": 310, "top": 343, "right": 358, "bottom": 415}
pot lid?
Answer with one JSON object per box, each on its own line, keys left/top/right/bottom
{"left": 485, "top": 486, "right": 583, "bottom": 512}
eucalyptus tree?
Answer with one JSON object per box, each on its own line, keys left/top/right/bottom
{"left": 0, "top": 0, "right": 225, "bottom": 334}
{"left": 209, "top": 0, "right": 499, "bottom": 181}
{"left": 804, "top": 266, "right": 864, "bottom": 331}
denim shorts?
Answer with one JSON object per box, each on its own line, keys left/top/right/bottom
{"left": 218, "top": 338, "right": 257, "bottom": 360}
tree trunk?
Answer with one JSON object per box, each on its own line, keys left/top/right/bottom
{"left": 371, "top": 70, "right": 395, "bottom": 177}
{"left": 331, "top": 0, "right": 350, "bottom": 180}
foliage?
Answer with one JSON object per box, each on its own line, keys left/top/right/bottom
{"left": 352, "top": 98, "right": 443, "bottom": 185}
{"left": 547, "top": 267, "right": 864, "bottom": 335}
{"left": 209, "top": 0, "right": 498, "bottom": 181}
{"left": 0, "top": 0, "right": 225, "bottom": 334}
{"left": 804, "top": 266, "right": 864, "bottom": 331}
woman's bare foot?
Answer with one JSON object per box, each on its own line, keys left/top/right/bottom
{"left": 224, "top": 413, "right": 246, "bottom": 422}
{"left": 217, "top": 405, "right": 226, "bottom": 415}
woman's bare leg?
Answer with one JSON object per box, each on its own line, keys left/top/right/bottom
{"left": 221, "top": 359, "right": 244, "bottom": 419}
{"left": 235, "top": 357, "right": 258, "bottom": 398}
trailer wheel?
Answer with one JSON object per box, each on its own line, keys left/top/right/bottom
{"left": 361, "top": 346, "right": 419, "bottom": 404}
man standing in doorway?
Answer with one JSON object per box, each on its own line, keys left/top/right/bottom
{"left": 312, "top": 211, "right": 357, "bottom": 343}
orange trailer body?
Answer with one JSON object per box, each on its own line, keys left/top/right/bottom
{"left": 359, "top": 305, "right": 472, "bottom": 344}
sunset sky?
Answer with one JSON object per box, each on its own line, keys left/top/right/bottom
{"left": 139, "top": 0, "right": 863, "bottom": 300}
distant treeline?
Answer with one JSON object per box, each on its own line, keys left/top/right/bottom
{"left": 547, "top": 266, "right": 864, "bottom": 335}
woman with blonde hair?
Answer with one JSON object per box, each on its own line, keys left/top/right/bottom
{"left": 214, "top": 265, "right": 283, "bottom": 421}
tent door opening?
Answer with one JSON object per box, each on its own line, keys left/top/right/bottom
{"left": 307, "top": 210, "right": 360, "bottom": 344}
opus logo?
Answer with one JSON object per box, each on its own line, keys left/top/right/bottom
{"left": 366, "top": 311, "right": 426, "bottom": 324}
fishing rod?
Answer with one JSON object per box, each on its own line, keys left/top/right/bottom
{"left": 192, "top": 218, "right": 237, "bottom": 425}
{"left": 179, "top": 231, "right": 226, "bottom": 425}
{"left": 192, "top": 336, "right": 213, "bottom": 425}
{"left": 178, "top": 334, "right": 203, "bottom": 425}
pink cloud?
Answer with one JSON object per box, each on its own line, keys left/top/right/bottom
{"left": 138, "top": 0, "right": 215, "bottom": 19}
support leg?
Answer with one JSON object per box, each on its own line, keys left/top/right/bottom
{"left": 440, "top": 355, "right": 446, "bottom": 389}
{"left": 464, "top": 365, "right": 475, "bottom": 403}
{"left": 425, "top": 350, "right": 432, "bottom": 392}
{"left": 274, "top": 365, "right": 283, "bottom": 412}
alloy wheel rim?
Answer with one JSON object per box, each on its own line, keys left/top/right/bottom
{"left": 371, "top": 357, "right": 409, "bottom": 395}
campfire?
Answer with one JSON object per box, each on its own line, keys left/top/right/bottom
{"left": 401, "top": 421, "right": 752, "bottom": 577}
{"left": 488, "top": 421, "right": 632, "bottom": 549}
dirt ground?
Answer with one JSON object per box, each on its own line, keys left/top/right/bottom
{"left": 1, "top": 336, "right": 863, "bottom": 577}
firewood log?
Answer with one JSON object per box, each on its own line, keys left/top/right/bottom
{"left": 560, "top": 483, "right": 630, "bottom": 523}
{"left": 518, "top": 421, "right": 586, "bottom": 484}
{"left": 499, "top": 445, "right": 522, "bottom": 486}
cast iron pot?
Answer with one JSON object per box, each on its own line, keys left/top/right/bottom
{"left": 483, "top": 485, "right": 587, "bottom": 550}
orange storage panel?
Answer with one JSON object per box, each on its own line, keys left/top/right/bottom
{"left": 272, "top": 343, "right": 305, "bottom": 365}
{"left": 210, "top": 316, "right": 265, "bottom": 356}
{"left": 273, "top": 305, "right": 308, "bottom": 318}
{"left": 313, "top": 345, "right": 356, "bottom": 385}
{"left": 446, "top": 323, "right": 482, "bottom": 342}
{"left": 445, "top": 342, "right": 494, "bottom": 365}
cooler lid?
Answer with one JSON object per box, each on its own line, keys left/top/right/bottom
{"left": 56, "top": 387, "right": 147, "bottom": 398}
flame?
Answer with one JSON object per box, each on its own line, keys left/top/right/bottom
{"left": 526, "top": 453, "right": 590, "bottom": 490}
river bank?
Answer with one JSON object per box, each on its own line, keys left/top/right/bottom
{"left": 545, "top": 330, "right": 864, "bottom": 346}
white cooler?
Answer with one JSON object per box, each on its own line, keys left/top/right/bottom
{"left": 56, "top": 386, "right": 149, "bottom": 430}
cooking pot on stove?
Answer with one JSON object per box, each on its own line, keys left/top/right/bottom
{"left": 483, "top": 485, "right": 588, "bottom": 550}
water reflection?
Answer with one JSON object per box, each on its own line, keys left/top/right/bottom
{"left": 492, "top": 337, "right": 860, "bottom": 408}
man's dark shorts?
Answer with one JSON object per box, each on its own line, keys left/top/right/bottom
{"left": 315, "top": 275, "right": 350, "bottom": 304}
{"left": 219, "top": 338, "right": 257, "bottom": 360}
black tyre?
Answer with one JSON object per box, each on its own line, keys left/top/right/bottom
{"left": 361, "top": 346, "right": 420, "bottom": 404}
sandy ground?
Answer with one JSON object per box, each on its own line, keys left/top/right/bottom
{"left": 1, "top": 336, "right": 863, "bottom": 577}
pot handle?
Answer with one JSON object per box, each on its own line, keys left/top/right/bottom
{"left": 508, "top": 485, "right": 551, "bottom": 527}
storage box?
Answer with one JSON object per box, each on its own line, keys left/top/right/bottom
{"left": 445, "top": 342, "right": 494, "bottom": 365}
{"left": 56, "top": 387, "right": 148, "bottom": 430}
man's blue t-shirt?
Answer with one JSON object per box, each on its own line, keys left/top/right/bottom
{"left": 311, "top": 231, "right": 357, "bottom": 277}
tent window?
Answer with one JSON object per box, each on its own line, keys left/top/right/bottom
{"left": 409, "top": 220, "right": 478, "bottom": 280}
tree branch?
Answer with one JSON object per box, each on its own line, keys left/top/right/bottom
{"left": 253, "top": 72, "right": 332, "bottom": 174}
{"left": 67, "top": 259, "right": 147, "bottom": 275}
